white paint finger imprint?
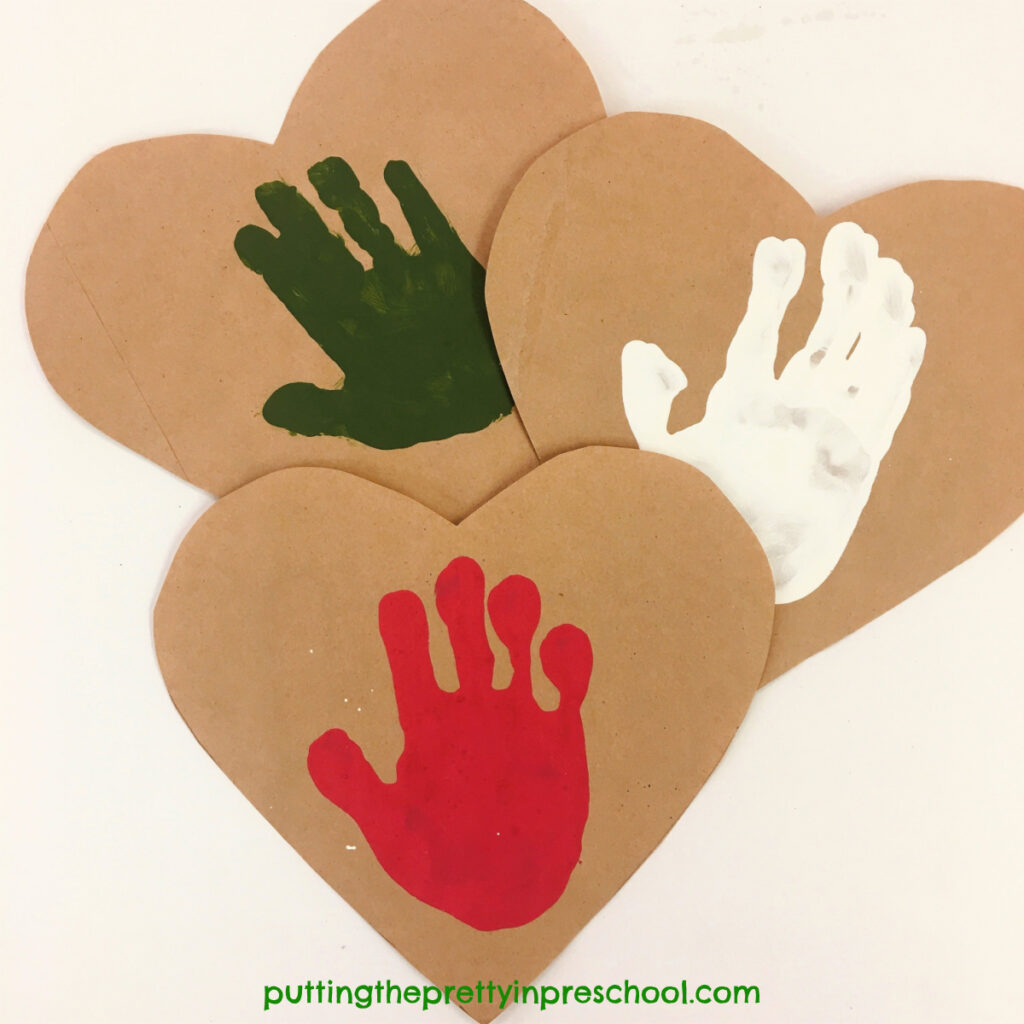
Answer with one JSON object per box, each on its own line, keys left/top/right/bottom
{"left": 622, "top": 222, "right": 926, "bottom": 604}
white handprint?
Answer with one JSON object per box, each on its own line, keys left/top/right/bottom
{"left": 622, "top": 222, "right": 926, "bottom": 604}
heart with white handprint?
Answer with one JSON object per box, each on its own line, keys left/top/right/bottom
{"left": 26, "top": 0, "right": 603, "bottom": 522}
{"left": 486, "top": 113, "right": 1024, "bottom": 683}
{"left": 154, "top": 447, "right": 774, "bottom": 1022}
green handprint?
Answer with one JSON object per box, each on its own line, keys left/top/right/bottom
{"left": 234, "top": 158, "right": 514, "bottom": 449}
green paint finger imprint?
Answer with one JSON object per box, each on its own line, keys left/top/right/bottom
{"left": 234, "top": 157, "right": 514, "bottom": 449}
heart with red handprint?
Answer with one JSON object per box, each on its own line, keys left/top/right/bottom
{"left": 155, "top": 447, "right": 774, "bottom": 1020}
{"left": 486, "top": 113, "right": 1024, "bottom": 683}
{"left": 26, "top": 0, "right": 604, "bottom": 522}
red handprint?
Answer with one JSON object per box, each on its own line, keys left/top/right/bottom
{"left": 307, "top": 556, "right": 593, "bottom": 931}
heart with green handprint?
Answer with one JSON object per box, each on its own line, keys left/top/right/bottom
{"left": 26, "top": 0, "right": 603, "bottom": 521}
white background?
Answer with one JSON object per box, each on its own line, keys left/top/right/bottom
{"left": 2, "top": 0, "right": 1022, "bottom": 1021}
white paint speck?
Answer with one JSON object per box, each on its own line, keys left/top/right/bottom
{"left": 345, "top": 845, "right": 357, "bottom": 851}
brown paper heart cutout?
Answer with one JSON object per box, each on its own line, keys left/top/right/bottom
{"left": 26, "top": 0, "right": 605, "bottom": 521}
{"left": 154, "top": 447, "right": 774, "bottom": 1020}
{"left": 486, "top": 113, "right": 1024, "bottom": 683}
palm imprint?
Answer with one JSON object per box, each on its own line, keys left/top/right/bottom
{"left": 235, "top": 158, "right": 513, "bottom": 449}
{"left": 622, "top": 222, "right": 926, "bottom": 603}
{"left": 307, "top": 556, "right": 593, "bottom": 930}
